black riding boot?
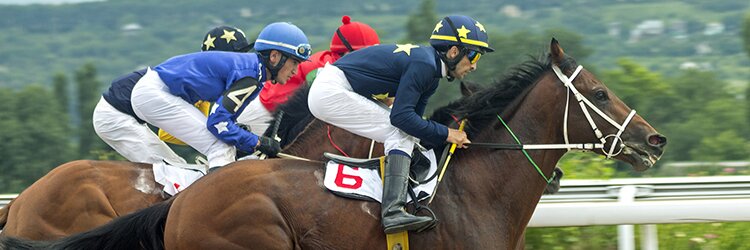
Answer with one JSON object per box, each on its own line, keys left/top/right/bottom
{"left": 381, "top": 154, "right": 433, "bottom": 233}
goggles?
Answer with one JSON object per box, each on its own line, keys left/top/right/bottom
{"left": 295, "top": 44, "right": 312, "bottom": 59}
{"left": 466, "top": 49, "right": 482, "bottom": 64}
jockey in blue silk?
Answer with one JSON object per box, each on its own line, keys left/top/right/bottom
{"left": 130, "top": 22, "right": 311, "bottom": 171}
{"left": 93, "top": 26, "right": 251, "bottom": 165}
{"left": 308, "top": 15, "right": 493, "bottom": 233}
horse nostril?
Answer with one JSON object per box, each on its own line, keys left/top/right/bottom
{"left": 648, "top": 134, "right": 667, "bottom": 147}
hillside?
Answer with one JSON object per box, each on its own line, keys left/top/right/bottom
{"left": 0, "top": 0, "right": 748, "bottom": 89}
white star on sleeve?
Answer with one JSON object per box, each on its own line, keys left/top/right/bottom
{"left": 214, "top": 121, "right": 229, "bottom": 134}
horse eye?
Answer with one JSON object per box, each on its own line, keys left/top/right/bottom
{"left": 595, "top": 90, "right": 608, "bottom": 101}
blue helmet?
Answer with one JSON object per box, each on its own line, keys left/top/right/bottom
{"left": 429, "top": 15, "right": 494, "bottom": 53}
{"left": 254, "top": 22, "right": 312, "bottom": 61}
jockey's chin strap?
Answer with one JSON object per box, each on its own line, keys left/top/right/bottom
{"left": 551, "top": 65, "right": 636, "bottom": 158}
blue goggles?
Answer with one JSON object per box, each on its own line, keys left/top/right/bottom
{"left": 295, "top": 44, "right": 312, "bottom": 60}
{"left": 466, "top": 49, "right": 482, "bottom": 64}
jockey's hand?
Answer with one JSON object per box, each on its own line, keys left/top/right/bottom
{"left": 446, "top": 128, "right": 470, "bottom": 148}
{"left": 256, "top": 136, "right": 282, "bottom": 157}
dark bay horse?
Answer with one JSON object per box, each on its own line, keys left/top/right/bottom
{"left": 0, "top": 39, "right": 664, "bottom": 249}
{"left": 162, "top": 39, "right": 666, "bottom": 249}
{"left": 0, "top": 80, "right": 490, "bottom": 240}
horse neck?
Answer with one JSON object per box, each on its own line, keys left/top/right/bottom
{"left": 432, "top": 74, "right": 567, "bottom": 244}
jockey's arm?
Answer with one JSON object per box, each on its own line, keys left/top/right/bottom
{"left": 389, "top": 63, "right": 448, "bottom": 148}
{"left": 206, "top": 77, "right": 263, "bottom": 153}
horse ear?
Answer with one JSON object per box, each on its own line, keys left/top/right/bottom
{"left": 550, "top": 38, "right": 565, "bottom": 65}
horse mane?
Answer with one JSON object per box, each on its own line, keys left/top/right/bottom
{"left": 262, "top": 84, "right": 314, "bottom": 148}
{"left": 429, "top": 53, "right": 578, "bottom": 137}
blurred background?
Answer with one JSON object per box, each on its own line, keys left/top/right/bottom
{"left": 0, "top": 0, "right": 748, "bottom": 248}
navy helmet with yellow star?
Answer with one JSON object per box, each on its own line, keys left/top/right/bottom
{"left": 429, "top": 15, "right": 494, "bottom": 53}
{"left": 202, "top": 25, "right": 252, "bottom": 52}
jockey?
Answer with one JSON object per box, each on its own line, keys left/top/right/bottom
{"left": 308, "top": 15, "right": 493, "bottom": 233}
{"left": 130, "top": 22, "right": 311, "bottom": 171}
{"left": 93, "top": 25, "right": 251, "bottom": 165}
{"left": 236, "top": 15, "right": 380, "bottom": 134}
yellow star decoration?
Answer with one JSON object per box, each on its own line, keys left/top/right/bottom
{"left": 372, "top": 93, "right": 390, "bottom": 100}
{"left": 393, "top": 44, "right": 419, "bottom": 56}
{"left": 203, "top": 34, "right": 216, "bottom": 50}
{"left": 475, "top": 21, "right": 486, "bottom": 33}
{"left": 220, "top": 29, "right": 237, "bottom": 43}
{"left": 433, "top": 21, "right": 443, "bottom": 33}
{"left": 456, "top": 25, "right": 471, "bottom": 39}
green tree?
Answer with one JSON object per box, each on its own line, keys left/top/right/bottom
{"left": 602, "top": 58, "right": 677, "bottom": 126}
{"left": 0, "top": 85, "right": 73, "bottom": 192}
{"left": 403, "top": 0, "right": 437, "bottom": 44}
{"left": 661, "top": 70, "right": 746, "bottom": 161}
{"left": 74, "top": 63, "right": 106, "bottom": 158}
{"left": 742, "top": 12, "right": 750, "bottom": 138}
{"left": 52, "top": 72, "right": 70, "bottom": 112}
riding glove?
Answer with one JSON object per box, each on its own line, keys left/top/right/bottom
{"left": 256, "top": 136, "right": 282, "bottom": 157}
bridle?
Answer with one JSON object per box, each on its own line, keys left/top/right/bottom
{"left": 457, "top": 64, "right": 637, "bottom": 182}
{"left": 468, "top": 64, "right": 636, "bottom": 157}
{"left": 552, "top": 64, "right": 636, "bottom": 158}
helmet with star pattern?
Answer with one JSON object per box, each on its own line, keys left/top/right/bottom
{"left": 429, "top": 15, "right": 494, "bottom": 53}
{"left": 202, "top": 25, "right": 252, "bottom": 52}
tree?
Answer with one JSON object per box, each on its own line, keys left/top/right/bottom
{"left": 74, "top": 63, "right": 106, "bottom": 158}
{"left": 403, "top": 0, "right": 437, "bottom": 44}
{"left": 0, "top": 85, "right": 73, "bottom": 192}
{"left": 742, "top": 12, "right": 750, "bottom": 138}
{"left": 601, "top": 58, "right": 676, "bottom": 126}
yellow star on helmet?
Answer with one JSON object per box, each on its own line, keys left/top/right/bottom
{"left": 393, "top": 44, "right": 419, "bottom": 56}
{"left": 433, "top": 21, "right": 443, "bottom": 33}
{"left": 203, "top": 34, "right": 216, "bottom": 50}
{"left": 220, "top": 30, "right": 237, "bottom": 44}
{"left": 456, "top": 25, "right": 471, "bottom": 39}
{"left": 475, "top": 21, "right": 486, "bottom": 33}
{"left": 220, "top": 29, "right": 237, "bottom": 43}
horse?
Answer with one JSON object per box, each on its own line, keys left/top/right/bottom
{"left": 0, "top": 39, "right": 665, "bottom": 249}
{"left": 0, "top": 80, "right": 507, "bottom": 240}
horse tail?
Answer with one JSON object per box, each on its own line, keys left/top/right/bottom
{"left": 0, "top": 198, "right": 12, "bottom": 230}
{"left": 0, "top": 198, "right": 174, "bottom": 250}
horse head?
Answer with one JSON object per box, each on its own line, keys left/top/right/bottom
{"left": 546, "top": 38, "right": 666, "bottom": 171}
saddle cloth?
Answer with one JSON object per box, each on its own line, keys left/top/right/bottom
{"left": 323, "top": 149, "right": 439, "bottom": 203}
{"left": 153, "top": 154, "right": 262, "bottom": 196}
{"left": 153, "top": 162, "right": 206, "bottom": 196}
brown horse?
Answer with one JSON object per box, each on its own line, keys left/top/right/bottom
{"left": 0, "top": 39, "right": 664, "bottom": 249}
{"left": 0, "top": 81, "right": 495, "bottom": 240}
{"left": 0, "top": 102, "right": 376, "bottom": 240}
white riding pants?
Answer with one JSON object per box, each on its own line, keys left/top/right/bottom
{"left": 131, "top": 68, "right": 236, "bottom": 168}
{"left": 308, "top": 64, "right": 417, "bottom": 156}
{"left": 92, "top": 97, "right": 187, "bottom": 165}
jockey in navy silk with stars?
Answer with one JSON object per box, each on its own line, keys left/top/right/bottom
{"left": 93, "top": 26, "right": 251, "bottom": 165}
{"left": 307, "top": 15, "right": 494, "bottom": 234}
{"left": 129, "top": 22, "right": 311, "bottom": 171}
